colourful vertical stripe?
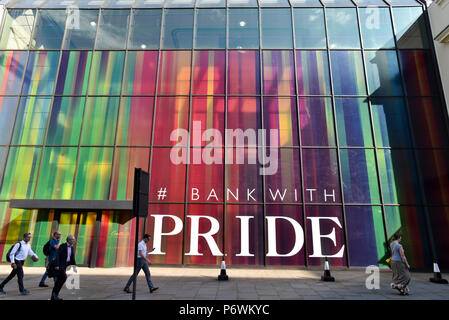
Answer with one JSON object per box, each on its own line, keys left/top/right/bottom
{"left": 88, "top": 51, "right": 125, "bottom": 95}
{"left": 123, "top": 51, "right": 158, "bottom": 95}
{"left": 192, "top": 50, "right": 225, "bottom": 95}
{"left": 55, "top": 51, "right": 92, "bottom": 95}
{"left": 0, "top": 51, "right": 27, "bottom": 94}
{"left": 21, "top": 51, "right": 59, "bottom": 95}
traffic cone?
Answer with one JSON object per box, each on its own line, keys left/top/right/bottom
{"left": 218, "top": 259, "right": 229, "bottom": 281}
{"left": 429, "top": 262, "right": 448, "bottom": 284}
{"left": 321, "top": 257, "right": 335, "bottom": 282}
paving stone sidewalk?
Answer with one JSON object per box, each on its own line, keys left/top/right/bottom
{"left": 0, "top": 265, "right": 448, "bottom": 300}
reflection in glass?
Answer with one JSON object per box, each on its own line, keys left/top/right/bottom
{"left": 0, "top": 97, "right": 19, "bottom": 144}
{"left": 327, "top": 8, "right": 361, "bottom": 49}
{"left": 162, "top": 9, "right": 194, "bottom": 49}
{"left": 294, "top": 8, "right": 326, "bottom": 49}
{"left": 228, "top": 8, "right": 259, "bottom": 49}
{"left": 393, "top": 7, "right": 429, "bottom": 49}
{"left": 365, "top": 50, "right": 403, "bottom": 96}
{"left": 359, "top": 7, "right": 395, "bottom": 49}
{"left": 0, "top": 9, "right": 36, "bottom": 49}
{"left": 128, "top": 9, "right": 161, "bottom": 49}
{"left": 96, "top": 10, "right": 130, "bottom": 50}
{"left": 31, "top": 10, "right": 66, "bottom": 49}
{"left": 261, "top": 8, "right": 293, "bottom": 49}
{"left": 195, "top": 9, "right": 225, "bottom": 49}
{"left": 63, "top": 10, "right": 98, "bottom": 49}
{"left": 0, "top": 51, "right": 27, "bottom": 94}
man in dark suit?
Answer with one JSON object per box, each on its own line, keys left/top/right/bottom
{"left": 51, "top": 235, "right": 76, "bottom": 301}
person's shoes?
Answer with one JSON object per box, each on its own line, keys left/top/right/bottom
{"left": 123, "top": 287, "right": 132, "bottom": 294}
{"left": 39, "top": 283, "right": 49, "bottom": 288}
{"left": 51, "top": 294, "right": 63, "bottom": 300}
{"left": 20, "top": 290, "right": 29, "bottom": 296}
{"left": 0, "top": 288, "right": 5, "bottom": 295}
{"left": 150, "top": 287, "right": 159, "bottom": 293}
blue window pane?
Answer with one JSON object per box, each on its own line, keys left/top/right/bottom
{"left": 393, "top": 7, "right": 429, "bottom": 49}
{"left": 322, "top": 0, "right": 355, "bottom": 6}
{"left": 95, "top": 10, "right": 130, "bottom": 50}
{"left": 228, "top": 0, "right": 258, "bottom": 6}
{"left": 261, "top": 8, "right": 293, "bottom": 49}
{"left": 162, "top": 9, "right": 194, "bottom": 49}
{"left": 31, "top": 10, "right": 66, "bottom": 49}
{"left": 0, "top": 97, "right": 18, "bottom": 144}
{"left": 197, "top": 0, "right": 226, "bottom": 7}
{"left": 195, "top": 9, "right": 226, "bottom": 49}
{"left": 365, "top": 50, "right": 403, "bottom": 96}
{"left": 330, "top": 51, "right": 367, "bottom": 95}
{"left": 327, "top": 8, "right": 361, "bottom": 49}
{"left": 228, "top": 8, "right": 259, "bottom": 49}
{"left": 259, "top": 0, "right": 290, "bottom": 6}
{"left": 63, "top": 10, "right": 98, "bottom": 49}
{"left": 360, "top": 7, "right": 395, "bottom": 49}
{"left": 128, "top": 9, "right": 161, "bottom": 49}
{"left": 290, "top": 0, "right": 323, "bottom": 6}
{"left": 294, "top": 8, "right": 326, "bottom": 49}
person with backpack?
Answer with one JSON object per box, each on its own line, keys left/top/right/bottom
{"left": 38, "top": 231, "right": 61, "bottom": 287}
{"left": 0, "top": 233, "right": 39, "bottom": 296}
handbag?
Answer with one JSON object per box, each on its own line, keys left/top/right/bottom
{"left": 386, "top": 242, "right": 398, "bottom": 267}
{"left": 46, "top": 259, "right": 57, "bottom": 278}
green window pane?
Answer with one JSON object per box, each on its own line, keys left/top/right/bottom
{"left": 95, "top": 10, "right": 130, "bottom": 50}
{"left": 393, "top": 7, "right": 429, "bottom": 49}
{"left": 27, "top": 209, "right": 57, "bottom": 267}
{"left": 55, "top": 51, "right": 92, "bottom": 95}
{"left": 128, "top": 9, "right": 161, "bottom": 49}
{"left": 228, "top": 8, "right": 259, "bottom": 49}
{"left": 81, "top": 97, "right": 120, "bottom": 146}
{"left": 46, "top": 97, "right": 85, "bottom": 146}
{"left": 31, "top": 10, "right": 66, "bottom": 49}
{"left": 293, "top": 8, "right": 326, "bottom": 49}
{"left": 0, "top": 97, "right": 19, "bottom": 144}
{"left": 88, "top": 51, "right": 125, "bottom": 95}
{"left": 162, "top": 9, "right": 194, "bottom": 49}
{"left": 195, "top": 9, "right": 226, "bottom": 49}
{"left": 63, "top": 10, "right": 99, "bottom": 49}
{"left": 36, "top": 147, "right": 77, "bottom": 199}
{"left": 0, "top": 9, "right": 36, "bottom": 49}
{"left": 11, "top": 97, "right": 51, "bottom": 145}
{"left": 21, "top": 51, "right": 60, "bottom": 95}
{"left": 0, "top": 147, "right": 6, "bottom": 181}
{"left": 0, "top": 147, "right": 41, "bottom": 200}
{"left": 359, "top": 7, "right": 395, "bottom": 49}
{"left": 327, "top": 8, "right": 361, "bottom": 49}
{"left": 74, "top": 148, "right": 113, "bottom": 200}
{"left": 261, "top": 8, "right": 293, "bottom": 49}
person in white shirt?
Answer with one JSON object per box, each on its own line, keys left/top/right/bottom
{"left": 123, "top": 234, "right": 159, "bottom": 294}
{"left": 0, "top": 233, "right": 39, "bottom": 295}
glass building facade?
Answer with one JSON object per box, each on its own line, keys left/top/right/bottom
{"left": 0, "top": 0, "right": 448, "bottom": 269}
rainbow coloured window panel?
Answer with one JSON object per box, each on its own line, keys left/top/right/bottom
{"left": 0, "top": 96, "right": 19, "bottom": 144}
{"left": 191, "top": 97, "right": 225, "bottom": 147}
{"left": 81, "top": 97, "right": 120, "bottom": 146}
{"left": 377, "top": 149, "right": 421, "bottom": 205}
{"left": 265, "top": 149, "right": 301, "bottom": 203}
{"left": 0, "top": 51, "right": 27, "bottom": 94}
{"left": 0, "top": 147, "right": 41, "bottom": 200}
{"left": 35, "top": 147, "right": 77, "bottom": 199}
{"left": 46, "top": 97, "right": 85, "bottom": 146}
{"left": 266, "top": 205, "right": 305, "bottom": 266}
{"left": 365, "top": 50, "right": 403, "bottom": 96}
{"left": 340, "top": 149, "right": 380, "bottom": 204}
{"left": 116, "top": 97, "right": 154, "bottom": 146}
{"left": 306, "top": 205, "right": 346, "bottom": 267}
{"left": 262, "top": 51, "right": 295, "bottom": 96}
{"left": 184, "top": 204, "right": 223, "bottom": 265}
{"left": 371, "top": 97, "right": 411, "bottom": 148}
{"left": 147, "top": 204, "right": 184, "bottom": 264}
{"left": 335, "top": 98, "right": 373, "bottom": 147}
{"left": 153, "top": 97, "right": 189, "bottom": 146}
{"left": 55, "top": 51, "right": 92, "bottom": 95}
{"left": 302, "top": 148, "right": 341, "bottom": 203}
{"left": 299, "top": 97, "right": 335, "bottom": 146}
{"left": 73, "top": 147, "right": 113, "bottom": 200}
{"left": 0, "top": 207, "right": 34, "bottom": 261}
{"left": 110, "top": 148, "right": 150, "bottom": 201}
{"left": 88, "top": 51, "right": 125, "bottom": 95}
{"left": 227, "top": 97, "right": 261, "bottom": 147}
{"left": 0, "top": 147, "right": 6, "bottom": 181}
{"left": 416, "top": 150, "right": 449, "bottom": 205}
{"left": 399, "top": 50, "right": 436, "bottom": 96}
{"left": 345, "top": 206, "right": 387, "bottom": 267}
{"left": 95, "top": 211, "right": 121, "bottom": 267}
{"left": 122, "top": 51, "right": 158, "bottom": 95}
{"left": 225, "top": 204, "right": 264, "bottom": 266}
{"left": 11, "top": 97, "right": 51, "bottom": 145}
{"left": 192, "top": 51, "right": 225, "bottom": 95}
{"left": 150, "top": 148, "right": 186, "bottom": 202}
{"left": 296, "top": 51, "right": 331, "bottom": 96}
{"left": 21, "top": 51, "right": 60, "bottom": 95}
{"left": 157, "top": 51, "right": 191, "bottom": 95}
{"left": 227, "top": 50, "right": 260, "bottom": 95}
{"left": 330, "top": 51, "right": 367, "bottom": 96}
{"left": 263, "top": 97, "right": 298, "bottom": 147}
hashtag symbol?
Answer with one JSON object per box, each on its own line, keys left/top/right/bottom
{"left": 157, "top": 187, "right": 167, "bottom": 200}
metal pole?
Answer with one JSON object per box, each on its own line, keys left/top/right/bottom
{"left": 132, "top": 216, "right": 139, "bottom": 300}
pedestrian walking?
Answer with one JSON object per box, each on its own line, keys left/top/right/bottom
{"left": 390, "top": 233, "right": 411, "bottom": 295}
{"left": 123, "top": 234, "right": 159, "bottom": 294}
{"left": 39, "top": 231, "right": 61, "bottom": 287}
{"left": 50, "top": 235, "right": 76, "bottom": 300}
{"left": 0, "top": 233, "right": 39, "bottom": 296}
